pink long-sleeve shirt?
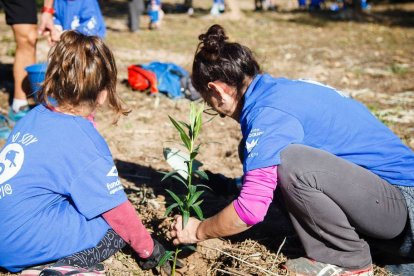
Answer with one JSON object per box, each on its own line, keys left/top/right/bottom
{"left": 233, "top": 166, "right": 278, "bottom": 225}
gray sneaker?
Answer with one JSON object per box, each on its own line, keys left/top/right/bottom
{"left": 284, "top": 257, "right": 373, "bottom": 276}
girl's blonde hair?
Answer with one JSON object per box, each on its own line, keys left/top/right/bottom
{"left": 37, "top": 31, "right": 129, "bottom": 122}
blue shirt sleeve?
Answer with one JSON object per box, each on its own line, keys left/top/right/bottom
{"left": 242, "top": 107, "right": 304, "bottom": 172}
{"left": 77, "top": 1, "right": 106, "bottom": 37}
{"left": 68, "top": 157, "right": 127, "bottom": 219}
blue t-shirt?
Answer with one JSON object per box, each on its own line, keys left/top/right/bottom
{"left": 54, "top": 0, "right": 106, "bottom": 38}
{"left": 0, "top": 105, "right": 127, "bottom": 272}
{"left": 241, "top": 74, "right": 414, "bottom": 186}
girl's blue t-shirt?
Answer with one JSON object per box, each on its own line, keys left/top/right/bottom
{"left": 240, "top": 74, "right": 414, "bottom": 187}
{"left": 0, "top": 105, "right": 127, "bottom": 272}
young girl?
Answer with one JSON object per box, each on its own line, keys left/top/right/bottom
{"left": 169, "top": 24, "right": 414, "bottom": 275}
{"left": 0, "top": 31, "right": 165, "bottom": 274}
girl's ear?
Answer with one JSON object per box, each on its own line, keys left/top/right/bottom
{"left": 97, "top": 90, "right": 108, "bottom": 106}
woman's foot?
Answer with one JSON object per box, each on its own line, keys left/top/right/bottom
{"left": 284, "top": 257, "right": 373, "bottom": 276}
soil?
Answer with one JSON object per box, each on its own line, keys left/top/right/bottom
{"left": 0, "top": 0, "right": 413, "bottom": 275}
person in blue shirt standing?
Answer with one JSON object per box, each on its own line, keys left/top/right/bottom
{"left": 148, "top": 0, "right": 163, "bottom": 30}
{"left": 169, "top": 24, "right": 414, "bottom": 275}
{"left": 0, "top": 31, "right": 166, "bottom": 275}
{"left": 51, "top": 0, "right": 106, "bottom": 40}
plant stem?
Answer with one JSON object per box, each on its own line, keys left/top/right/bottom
{"left": 172, "top": 247, "right": 181, "bottom": 276}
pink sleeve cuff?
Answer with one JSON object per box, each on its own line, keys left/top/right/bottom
{"left": 233, "top": 166, "right": 278, "bottom": 226}
{"left": 102, "top": 201, "right": 154, "bottom": 258}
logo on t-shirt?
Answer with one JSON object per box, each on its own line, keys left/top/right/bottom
{"left": 0, "top": 143, "right": 24, "bottom": 185}
{"left": 107, "top": 166, "right": 118, "bottom": 177}
{"left": 0, "top": 143, "right": 24, "bottom": 199}
{"left": 246, "top": 139, "right": 258, "bottom": 153}
{"left": 246, "top": 128, "right": 263, "bottom": 154}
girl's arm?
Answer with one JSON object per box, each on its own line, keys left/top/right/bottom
{"left": 170, "top": 166, "right": 278, "bottom": 244}
{"left": 102, "top": 200, "right": 154, "bottom": 258}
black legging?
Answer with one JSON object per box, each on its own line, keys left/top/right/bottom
{"left": 55, "top": 229, "right": 126, "bottom": 268}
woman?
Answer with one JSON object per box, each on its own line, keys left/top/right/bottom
{"left": 169, "top": 24, "right": 414, "bottom": 275}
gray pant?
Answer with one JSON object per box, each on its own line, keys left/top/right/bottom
{"left": 128, "top": 0, "right": 145, "bottom": 32}
{"left": 278, "top": 144, "right": 408, "bottom": 269}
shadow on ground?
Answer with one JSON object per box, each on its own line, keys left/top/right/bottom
{"left": 115, "top": 158, "right": 303, "bottom": 259}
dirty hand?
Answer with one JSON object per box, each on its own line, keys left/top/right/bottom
{"left": 169, "top": 215, "right": 202, "bottom": 245}
{"left": 138, "top": 238, "right": 166, "bottom": 270}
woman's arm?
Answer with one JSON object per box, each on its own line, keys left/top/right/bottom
{"left": 170, "top": 166, "right": 278, "bottom": 244}
{"left": 171, "top": 203, "right": 250, "bottom": 245}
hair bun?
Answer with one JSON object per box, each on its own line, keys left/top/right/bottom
{"left": 199, "top": 24, "right": 228, "bottom": 53}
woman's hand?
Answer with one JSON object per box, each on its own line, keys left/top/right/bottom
{"left": 169, "top": 203, "right": 250, "bottom": 245}
{"left": 169, "top": 215, "right": 202, "bottom": 245}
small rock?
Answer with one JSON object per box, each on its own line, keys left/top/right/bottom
{"left": 148, "top": 199, "right": 160, "bottom": 209}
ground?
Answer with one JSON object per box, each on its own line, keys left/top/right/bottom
{"left": 0, "top": 0, "right": 413, "bottom": 275}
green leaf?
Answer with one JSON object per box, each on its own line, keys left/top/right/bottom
{"left": 194, "top": 170, "right": 209, "bottom": 181}
{"left": 170, "top": 174, "right": 188, "bottom": 189}
{"left": 188, "top": 185, "right": 196, "bottom": 195}
{"left": 160, "top": 170, "right": 179, "bottom": 182}
{"left": 190, "top": 151, "right": 198, "bottom": 160}
{"left": 169, "top": 115, "right": 185, "bottom": 133}
{"left": 192, "top": 205, "right": 204, "bottom": 220}
{"left": 195, "top": 184, "right": 213, "bottom": 191}
{"left": 188, "top": 190, "right": 204, "bottom": 206}
{"left": 165, "top": 189, "right": 183, "bottom": 206}
{"left": 182, "top": 210, "right": 190, "bottom": 228}
{"left": 194, "top": 144, "right": 201, "bottom": 153}
{"left": 158, "top": 250, "right": 174, "bottom": 267}
{"left": 169, "top": 116, "right": 192, "bottom": 150}
{"left": 178, "top": 121, "right": 191, "bottom": 130}
{"left": 164, "top": 202, "right": 179, "bottom": 217}
{"left": 193, "top": 199, "right": 204, "bottom": 206}
{"left": 194, "top": 107, "right": 203, "bottom": 140}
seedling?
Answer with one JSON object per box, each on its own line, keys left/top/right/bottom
{"left": 160, "top": 102, "right": 208, "bottom": 275}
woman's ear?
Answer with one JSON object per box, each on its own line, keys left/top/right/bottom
{"left": 208, "top": 81, "right": 226, "bottom": 99}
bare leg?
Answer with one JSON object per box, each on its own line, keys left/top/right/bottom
{"left": 11, "top": 24, "right": 37, "bottom": 101}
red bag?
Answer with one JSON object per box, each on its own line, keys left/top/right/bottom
{"left": 127, "top": 65, "right": 158, "bottom": 94}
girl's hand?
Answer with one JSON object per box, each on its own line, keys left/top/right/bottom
{"left": 169, "top": 215, "right": 202, "bottom": 245}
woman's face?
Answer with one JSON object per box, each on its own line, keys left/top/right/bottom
{"left": 204, "top": 81, "right": 240, "bottom": 120}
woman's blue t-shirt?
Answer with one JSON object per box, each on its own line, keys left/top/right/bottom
{"left": 0, "top": 105, "right": 127, "bottom": 272}
{"left": 240, "top": 74, "right": 414, "bottom": 186}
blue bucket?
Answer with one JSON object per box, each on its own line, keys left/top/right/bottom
{"left": 25, "top": 63, "right": 47, "bottom": 98}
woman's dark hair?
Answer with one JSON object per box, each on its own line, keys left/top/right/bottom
{"left": 192, "top": 24, "right": 261, "bottom": 96}
{"left": 38, "top": 31, "right": 129, "bottom": 122}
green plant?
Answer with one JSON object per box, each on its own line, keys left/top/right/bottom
{"left": 159, "top": 102, "right": 208, "bottom": 275}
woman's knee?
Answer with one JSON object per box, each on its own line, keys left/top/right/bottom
{"left": 13, "top": 25, "right": 37, "bottom": 49}
{"left": 278, "top": 144, "right": 326, "bottom": 194}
